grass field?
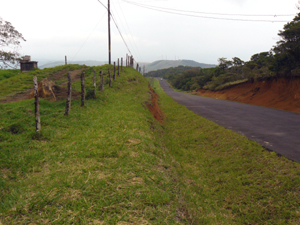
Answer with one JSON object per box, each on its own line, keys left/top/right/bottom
{"left": 0, "top": 69, "right": 20, "bottom": 82}
{"left": 0, "top": 66, "right": 300, "bottom": 224}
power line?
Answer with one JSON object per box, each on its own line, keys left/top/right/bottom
{"left": 111, "top": 13, "right": 133, "bottom": 56}
{"left": 123, "top": 0, "right": 295, "bottom": 17}
{"left": 96, "top": 0, "right": 135, "bottom": 59}
{"left": 96, "top": 0, "right": 108, "bottom": 9}
{"left": 113, "top": 0, "right": 143, "bottom": 61}
{"left": 72, "top": 12, "right": 107, "bottom": 61}
{"left": 122, "top": 0, "right": 292, "bottom": 22}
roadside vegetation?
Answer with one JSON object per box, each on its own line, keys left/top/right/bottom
{"left": 150, "top": 77, "right": 300, "bottom": 224}
{"left": 0, "top": 64, "right": 300, "bottom": 224}
{"left": 145, "top": 13, "right": 300, "bottom": 92}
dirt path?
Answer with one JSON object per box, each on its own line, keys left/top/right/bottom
{"left": 196, "top": 77, "right": 300, "bottom": 113}
{"left": 0, "top": 69, "right": 84, "bottom": 103}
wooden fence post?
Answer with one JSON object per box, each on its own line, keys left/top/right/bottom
{"left": 130, "top": 56, "right": 132, "bottom": 67}
{"left": 136, "top": 63, "right": 139, "bottom": 71}
{"left": 118, "top": 58, "right": 120, "bottom": 76}
{"left": 129, "top": 56, "right": 132, "bottom": 67}
{"left": 109, "top": 68, "right": 111, "bottom": 87}
{"left": 81, "top": 71, "right": 85, "bottom": 107}
{"left": 129, "top": 55, "right": 131, "bottom": 67}
{"left": 132, "top": 56, "right": 134, "bottom": 68}
{"left": 93, "top": 69, "right": 97, "bottom": 98}
{"left": 33, "top": 76, "right": 41, "bottom": 132}
{"left": 65, "top": 56, "right": 67, "bottom": 65}
{"left": 126, "top": 54, "right": 128, "bottom": 67}
{"left": 113, "top": 62, "right": 116, "bottom": 80}
{"left": 99, "top": 70, "right": 104, "bottom": 91}
{"left": 64, "top": 72, "right": 72, "bottom": 116}
{"left": 121, "top": 57, "right": 123, "bottom": 71}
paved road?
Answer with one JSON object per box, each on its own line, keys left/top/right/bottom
{"left": 159, "top": 79, "right": 300, "bottom": 163}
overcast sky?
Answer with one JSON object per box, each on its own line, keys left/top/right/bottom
{"left": 1, "top": 0, "right": 299, "bottom": 65}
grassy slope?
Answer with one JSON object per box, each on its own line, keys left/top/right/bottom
{"left": 0, "top": 69, "right": 20, "bottom": 82}
{"left": 0, "top": 65, "right": 85, "bottom": 99}
{"left": 0, "top": 66, "right": 187, "bottom": 224}
{"left": 150, "top": 78, "right": 300, "bottom": 224}
{"left": 0, "top": 66, "right": 300, "bottom": 224}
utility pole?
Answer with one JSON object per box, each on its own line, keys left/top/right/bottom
{"left": 108, "top": 0, "right": 111, "bottom": 65}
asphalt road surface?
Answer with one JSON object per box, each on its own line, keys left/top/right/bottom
{"left": 158, "top": 79, "right": 300, "bottom": 163}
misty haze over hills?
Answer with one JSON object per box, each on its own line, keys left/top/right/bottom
{"left": 39, "top": 59, "right": 216, "bottom": 72}
{"left": 144, "top": 60, "right": 216, "bottom": 72}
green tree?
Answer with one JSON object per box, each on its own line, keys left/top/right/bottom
{"left": 273, "top": 13, "right": 300, "bottom": 72}
{"left": 218, "top": 57, "right": 232, "bottom": 71}
{"left": 0, "top": 17, "right": 26, "bottom": 69}
{"left": 232, "top": 57, "right": 244, "bottom": 67}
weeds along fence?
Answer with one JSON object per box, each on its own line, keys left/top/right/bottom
{"left": 0, "top": 55, "right": 143, "bottom": 133}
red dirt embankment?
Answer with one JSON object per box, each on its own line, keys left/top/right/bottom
{"left": 196, "top": 77, "right": 300, "bottom": 113}
{"left": 146, "top": 86, "right": 164, "bottom": 123}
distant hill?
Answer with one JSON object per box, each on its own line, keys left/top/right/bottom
{"left": 40, "top": 60, "right": 107, "bottom": 69}
{"left": 145, "top": 60, "right": 216, "bottom": 72}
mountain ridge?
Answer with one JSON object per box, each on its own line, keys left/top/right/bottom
{"left": 144, "top": 59, "right": 216, "bottom": 72}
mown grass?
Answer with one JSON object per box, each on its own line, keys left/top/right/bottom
{"left": 1, "top": 67, "right": 300, "bottom": 224}
{"left": 150, "top": 77, "right": 300, "bottom": 224}
{"left": 0, "top": 66, "right": 188, "bottom": 224}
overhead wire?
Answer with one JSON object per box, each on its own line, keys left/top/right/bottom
{"left": 72, "top": 11, "right": 107, "bottom": 61}
{"left": 96, "top": 0, "right": 136, "bottom": 60}
{"left": 111, "top": 14, "right": 134, "bottom": 56}
{"left": 110, "top": 3, "right": 136, "bottom": 56}
{"left": 113, "top": 0, "right": 143, "bottom": 61}
{"left": 122, "top": 0, "right": 293, "bottom": 23}
{"left": 123, "top": 0, "right": 294, "bottom": 17}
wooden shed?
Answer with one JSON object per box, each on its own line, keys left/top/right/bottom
{"left": 20, "top": 55, "right": 38, "bottom": 72}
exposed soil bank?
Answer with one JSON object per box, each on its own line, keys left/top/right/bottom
{"left": 196, "top": 77, "right": 300, "bottom": 113}
{"left": 146, "top": 86, "right": 164, "bottom": 123}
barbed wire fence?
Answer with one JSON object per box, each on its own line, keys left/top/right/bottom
{"left": 0, "top": 55, "right": 141, "bottom": 134}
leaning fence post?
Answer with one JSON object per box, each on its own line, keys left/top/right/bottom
{"left": 81, "top": 71, "right": 85, "bottom": 107}
{"left": 109, "top": 68, "right": 111, "bottom": 87}
{"left": 99, "top": 70, "right": 104, "bottom": 91}
{"left": 113, "top": 62, "right": 116, "bottom": 81}
{"left": 118, "top": 58, "right": 120, "bottom": 76}
{"left": 33, "top": 76, "right": 41, "bottom": 132}
{"left": 64, "top": 72, "right": 72, "bottom": 116}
